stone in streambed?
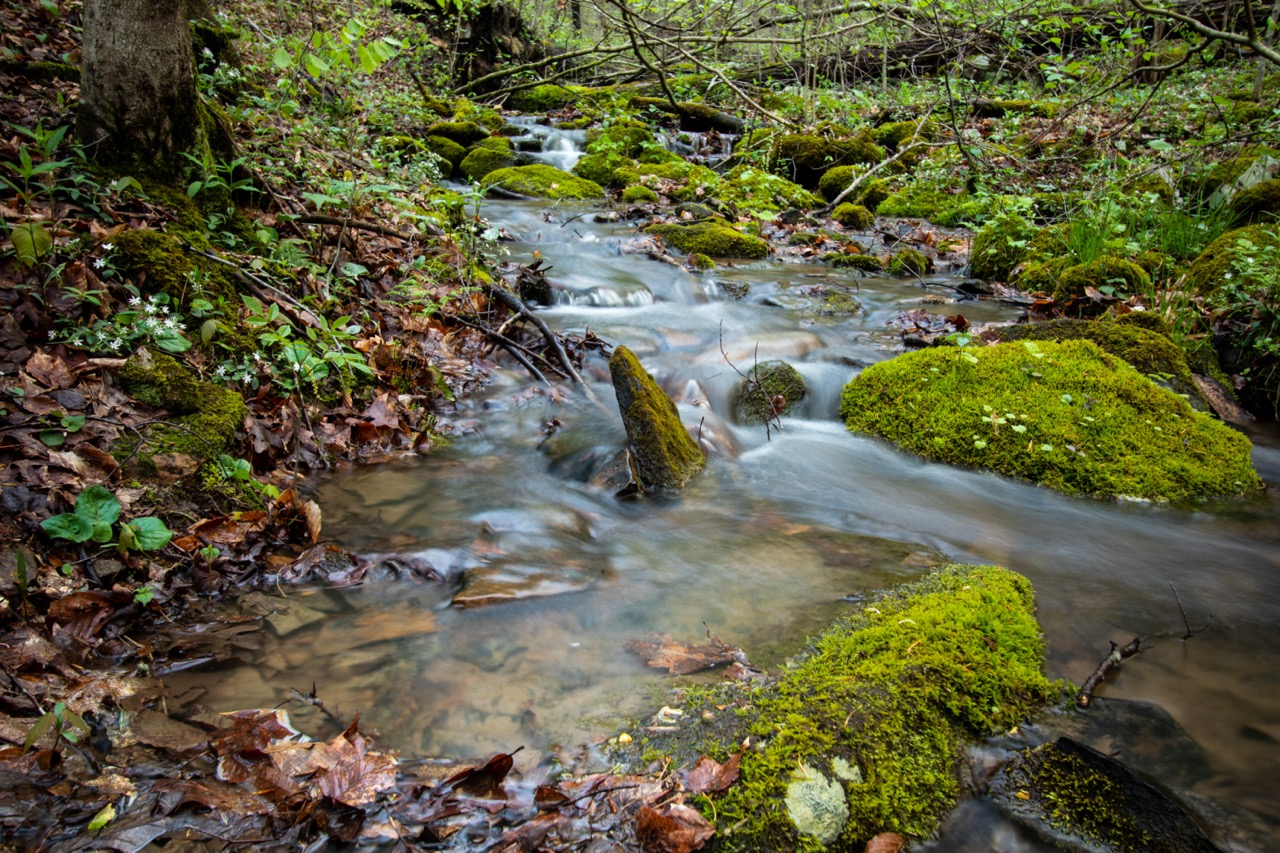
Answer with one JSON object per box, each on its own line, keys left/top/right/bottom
{"left": 609, "top": 346, "right": 706, "bottom": 492}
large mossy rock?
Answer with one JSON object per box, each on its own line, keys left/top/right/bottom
{"left": 992, "top": 318, "right": 1208, "bottom": 410}
{"left": 482, "top": 165, "right": 604, "bottom": 200}
{"left": 1054, "top": 256, "right": 1151, "bottom": 301}
{"left": 423, "top": 120, "right": 488, "bottom": 147}
{"left": 508, "top": 83, "right": 575, "bottom": 112}
{"left": 644, "top": 221, "right": 770, "bottom": 259}
{"left": 608, "top": 346, "right": 706, "bottom": 492}
{"left": 119, "top": 348, "right": 246, "bottom": 462}
{"left": 716, "top": 164, "right": 821, "bottom": 214}
{"left": 459, "top": 145, "right": 514, "bottom": 182}
{"left": 762, "top": 132, "right": 884, "bottom": 188}
{"left": 1187, "top": 224, "right": 1280, "bottom": 292}
{"left": 840, "top": 340, "right": 1260, "bottom": 501}
{"left": 700, "top": 565, "right": 1057, "bottom": 850}
{"left": 422, "top": 135, "right": 468, "bottom": 172}
{"left": 970, "top": 213, "right": 1037, "bottom": 281}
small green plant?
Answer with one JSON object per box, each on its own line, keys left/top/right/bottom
{"left": 23, "top": 701, "right": 90, "bottom": 755}
{"left": 238, "top": 295, "right": 372, "bottom": 394}
{"left": 55, "top": 287, "right": 193, "bottom": 354}
{"left": 1213, "top": 231, "right": 1280, "bottom": 357}
{"left": 41, "top": 484, "right": 173, "bottom": 554}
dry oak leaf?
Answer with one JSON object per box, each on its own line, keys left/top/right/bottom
{"left": 636, "top": 802, "right": 714, "bottom": 853}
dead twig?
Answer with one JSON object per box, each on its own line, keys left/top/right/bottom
{"left": 1075, "top": 637, "right": 1142, "bottom": 709}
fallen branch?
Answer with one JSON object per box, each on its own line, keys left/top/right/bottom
{"left": 295, "top": 213, "right": 443, "bottom": 239}
{"left": 484, "top": 283, "right": 596, "bottom": 400}
{"left": 1075, "top": 637, "right": 1142, "bottom": 709}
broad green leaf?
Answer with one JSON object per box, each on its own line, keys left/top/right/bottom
{"left": 22, "top": 712, "right": 55, "bottom": 753}
{"left": 87, "top": 803, "right": 116, "bottom": 832}
{"left": 272, "top": 46, "right": 293, "bottom": 68}
{"left": 90, "top": 521, "right": 113, "bottom": 544}
{"left": 188, "top": 180, "right": 204, "bottom": 198}
{"left": 76, "top": 484, "right": 121, "bottom": 527}
{"left": 10, "top": 222, "right": 52, "bottom": 267}
{"left": 38, "top": 429, "right": 64, "bottom": 447}
{"left": 1148, "top": 139, "right": 1173, "bottom": 152}
{"left": 60, "top": 414, "right": 85, "bottom": 432}
{"left": 303, "top": 52, "right": 330, "bottom": 78}
{"left": 357, "top": 44, "right": 377, "bottom": 73}
{"left": 41, "top": 512, "right": 94, "bottom": 542}
{"left": 155, "top": 334, "right": 191, "bottom": 353}
{"left": 201, "top": 319, "right": 218, "bottom": 345}
{"left": 126, "top": 517, "right": 173, "bottom": 551}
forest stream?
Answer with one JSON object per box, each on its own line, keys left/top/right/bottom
{"left": 172, "top": 124, "right": 1280, "bottom": 850}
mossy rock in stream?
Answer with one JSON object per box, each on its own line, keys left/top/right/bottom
{"left": 482, "top": 165, "right": 604, "bottom": 200}
{"left": 508, "top": 84, "right": 576, "bottom": 113}
{"left": 887, "top": 247, "right": 932, "bottom": 276}
{"left": 621, "top": 185, "right": 660, "bottom": 204}
{"left": 644, "top": 221, "right": 770, "bottom": 259}
{"left": 832, "top": 203, "right": 874, "bottom": 230}
{"left": 840, "top": 340, "right": 1261, "bottom": 501}
{"left": 764, "top": 132, "right": 885, "bottom": 188}
{"left": 1186, "top": 224, "right": 1280, "bottom": 293}
{"left": 736, "top": 360, "right": 806, "bottom": 422}
{"left": 716, "top": 165, "right": 820, "bottom": 214}
{"left": 572, "top": 152, "right": 635, "bottom": 187}
{"left": 643, "top": 564, "right": 1057, "bottom": 850}
{"left": 608, "top": 346, "right": 706, "bottom": 492}
{"left": 991, "top": 318, "right": 1208, "bottom": 411}
{"left": 990, "top": 737, "right": 1221, "bottom": 853}
{"left": 119, "top": 348, "right": 245, "bottom": 464}
{"left": 423, "top": 120, "right": 489, "bottom": 147}
{"left": 459, "top": 145, "right": 515, "bottom": 182}
{"left": 839, "top": 338, "right": 1259, "bottom": 499}
{"left": 422, "top": 136, "right": 468, "bottom": 173}
{"left": 823, "top": 251, "right": 884, "bottom": 272}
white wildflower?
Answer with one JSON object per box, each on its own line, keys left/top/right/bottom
{"left": 102, "top": 243, "right": 114, "bottom": 251}
{"left": 109, "top": 338, "right": 123, "bottom": 350}
{"left": 129, "top": 296, "right": 141, "bottom": 306}
{"left": 94, "top": 258, "right": 107, "bottom": 269}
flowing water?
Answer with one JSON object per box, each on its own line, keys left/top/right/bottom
{"left": 181, "top": 127, "right": 1280, "bottom": 848}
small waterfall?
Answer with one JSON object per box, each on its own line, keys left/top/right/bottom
{"left": 506, "top": 116, "right": 587, "bottom": 172}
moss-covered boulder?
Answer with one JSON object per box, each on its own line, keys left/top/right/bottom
{"left": 716, "top": 165, "right": 821, "bottom": 214}
{"left": 1187, "top": 224, "right": 1280, "bottom": 292}
{"left": 423, "top": 120, "right": 488, "bottom": 147}
{"left": 887, "top": 247, "right": 932, "bottom": 276}
{"left": 872, "top": 119, "right": 934, "bottom": 152}
{"left": 627, "top": 96, "right": 745, "bottom": 133}
{"left": 608, "top": 346, "right": 706, "bottom": 492}
{"left": 840, "top": 340, "right": 1260, "bottom": 501}
{"left": 736, "top": 360, "right": 806, "bottom": 422}
{"left": 119, "top": 348, "right": 245, "bottom": 463}
{"left": 1054, "top": 256, "right": 1151, "bottom": 301}
{"left": 817, "top": 165, "right": 860, "bottom": 203}
{"left": 992, "top": 318, "right": 1206, "bottom": 409}
{"left": 422, "top": 135, "right": 468, "bottom": 173}
{"left": 508, "top": 84, "right": 575, "bottom": 113}
{"left": 832, "top": 203, "right": 874, "bottom": 230}
{"left": 585, "top": 121, "right": 656, "bottom": 159}
{"left": 572, "top": 152, "right": 634, "bottom": 187}
{"left": 459, "top": 146, "right": 515, "bottom": 182}
{"left": 1228, "top": 178, "right": 1280, "bottom": 226}
{"left": 613, "top": 161, "right": 721, "bottom": 202}
{"left": 971, "top": 99, "right": 1057, "bottom": 118}
{"left": 113, "top": 227, "right": 237, "bottom": 302}
{"left": 877, "top": 184, "right": 992, "bottom": 226}
{"left": 621, "top": 185, "right": 659, "bottom": 204}
{"left": 823, "top": 252, "right": 884, "bottom": 272}
{"left": 644, "top": 221, "right": 770, "bottom": 259}
{"left": 970, "top": 213, "right": 1037, "bottom": 281}
{"left": 693, "top": 565, "right": 1057, "bottom": 850}
{"left": 687, "top": 252, "right": 715, "bottom": 271}
{"left": 763, "top": 132, "right": 885, "bottom": 188}
{"left": 483, "top": 165, "right": 604, "bottom": 200}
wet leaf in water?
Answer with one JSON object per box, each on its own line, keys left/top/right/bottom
{"left": 864, "top": 831, "right": 906, "bottom": 853}
{"left": 445, "top": 747, "right": 522, "bottom": 798}
{"left": 626, "top": 633, "right": 735, "bottom": 675}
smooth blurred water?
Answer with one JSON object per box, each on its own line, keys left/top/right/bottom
{"left": 179, "top": 194, "right": 1280, "bottom": 847}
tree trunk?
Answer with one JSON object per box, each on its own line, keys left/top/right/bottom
{"left": 78, "top": 0, "right": 207, "bottom": 181}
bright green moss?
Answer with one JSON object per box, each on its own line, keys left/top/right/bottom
{"left": 621, "top": 185, "right": 659, "bottom": 203}
{"left": 768, "top": 132, "right": 885, "bottom": 188}
{"left": 585, "top": 121, "right": 656, "bottom": 159}
{"left": 423, "top": 120, "right": 489, "bottom": 147}
{"left": 717, "top": 165, "right": 821, "bottom": 214}
{"left": 707, "top": 565, "right": 1057, "bottom": 850}
{"left": 872, "top": 119, "right": 934, "bottom": 152}
{"left": 612, "top": 161, "right": 721, "bottom": 201}
{"left": 644, "top": 221, "right": 770, "bottom": 259}
{"left": 1054, "top": 256, "right": 1151, "bottom": 300}
{"left": 422, "top": 135, "right": 468, "bottom": 170}
{"left": 877, "top": 184, "right": 990, "bottom": 225}
{"left": 119, "top": 349, "right": 246, "bottom": 462}
{"left": 970, "top": 213, "right": 1037, "bottom": 281}
{"left": 737, "top": 360, "right": 806, "bottom": 422}
{"left": 971, "top": 99, "right": 1057, "bottom": 118}
{"left": 0, "top": 59, "right": 79, "bottom": 81}
{"left": 992, "top": 318, "right": 1206, "bottom": 409}
{"left": 451, "top": 101, "right": 504, "bottom": 132}
{"left": 608, "top": 346, "right": 706, "bottom": 491}
{"left": 818, "top": 166, "right": 859, "bottom": 203}
{"left": 687, "top": 252, "right": 715, "bottom": 270}
{"left": 482, "top": 165, "right": 604, "bottom": 200}
{"left": 832, "top": 203, "right": 874, "bottom": 229}
{"left": 113, "top": 228, "right": 238, "bottom": 304}
{"left": 823, "top": 252, "right": 884, "bottom": 272}
{"left": 887, "top": 248, "right": 932, "bottom": 276}
{"left": 572, "top": 152, "right": 635, "bottom": 187}
{"left": 508, "top": 84, "right": 576, "bottom": 112}
{"left": 840, "top": 340, "right": 1261, "bottom": 501}
{"left": 459, "top": 146, "right": 514, "bottom": 182}
{"left": 1187, "top": 224, "right": 1280, "bottom": 293}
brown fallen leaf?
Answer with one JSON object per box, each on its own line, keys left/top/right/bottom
{"left": 864, "top": 831, "right": 906, "bottom": 853}
{"left": 682, "top": 752, "right": 741, "bottom": 796}
{"left": 635, "top": 802, "right": 714, "bottom": 853}
{"left": 626, "top": 633, "right": 734, "bottom": 675}
{"left": 445, "top": 747, "right": 522, "bottom": 798}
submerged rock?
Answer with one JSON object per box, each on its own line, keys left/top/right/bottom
{"left": 840, "top": 340, "right": 1261, "bottom": 502}
{"left": 989, "top": 737, "right": 1220, "bottom": 853}
{"left": 736, "top": 359, "right": 807, "bottom": 422}
{"left": 608, "top": 346, "right": 706, "bottom": 492}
